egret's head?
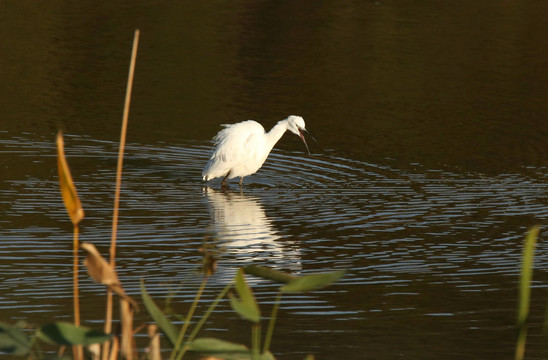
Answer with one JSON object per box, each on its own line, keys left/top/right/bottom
{"left": 286, "top": 115, "right": 306, "bottom": 136}
{"left": 286, "top": 115, "right": 315, "bottom": 154}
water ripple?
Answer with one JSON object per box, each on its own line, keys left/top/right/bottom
{"left": 2, "top": 134, "right": 548, "bottom": 325}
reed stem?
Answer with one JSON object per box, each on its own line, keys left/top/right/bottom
{"left": 515, "top": 226, "right": 539, "bottom": 360}
{"left": 103, "top": 29, "right": 140, "bottom": 360}
{"left": 72, "top": 225, "right": 83, "bottom": 360}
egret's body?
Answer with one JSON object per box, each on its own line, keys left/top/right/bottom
{"left": 202, "top": 115, "right": 311, "bottom": 188}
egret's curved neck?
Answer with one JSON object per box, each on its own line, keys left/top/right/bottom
{"left": 265, "top": 120, "right": 289, "bottom": 150}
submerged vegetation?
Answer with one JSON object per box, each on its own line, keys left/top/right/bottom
{"left": 0, "top": 30, "right": 345, "bottom": 360}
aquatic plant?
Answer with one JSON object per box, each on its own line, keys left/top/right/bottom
{"left": 515, "top": 226, "right": 539, "bottom": 360}
{"left": 56, "top": 130, "right": 85, "bottom": 360}
{"left": 141, "top": 265, "right": 344, "bottom": 360}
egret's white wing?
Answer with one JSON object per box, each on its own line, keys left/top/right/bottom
{"left": 202, "top": 121, "right": 265, "bottom": 180}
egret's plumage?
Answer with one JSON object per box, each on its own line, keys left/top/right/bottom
{"left": 202, "top": 115, "right": 311, "bottom": 188}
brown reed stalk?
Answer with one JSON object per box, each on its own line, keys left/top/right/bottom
{"left": 72, "top": 226, "right": 84, "bottom": 360}
{"left": 147, "top": 325, "right": 161, "bottom": 360}
{"left": 120, "top": 300, "right": 135, "bottom": 360}
{"left": 56, "top": 132, "right": 85, "bottom": 360}
{"left": 102, "top": 29, "right": 140, "bottom": 360}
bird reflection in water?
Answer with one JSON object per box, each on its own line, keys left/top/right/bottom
{"left": 203, "top": 187, "right": 301, "bottom": 272}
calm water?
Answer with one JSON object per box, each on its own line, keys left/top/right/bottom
{"left": 2, "top": 1, "right": 548, "bottom": 359}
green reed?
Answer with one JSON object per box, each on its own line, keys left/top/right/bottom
{"left": 515, "top": 226, "right": 539, "bottom": 360}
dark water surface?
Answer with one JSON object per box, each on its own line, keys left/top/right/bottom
{"left": 2, "top": 1, "right": 548, "bottom": 359}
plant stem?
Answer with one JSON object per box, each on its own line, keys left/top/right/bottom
{"left": 173, "top": 281, "right": 233, "bottom": 360}
{"left": 252, "top": 324, "right": 261, "bottom": 360}
{"left": 101, "top": 291, "right": 113, "bottom": 360}
{"left": 104, "top": 28, "right": 140, "bottom": 360}
{"left": 263, "top": 291, "right": 282, "bottom": 354}
{"left": 171, "top": 277, "right": 208, "bottom": 360}
{"left": 515, "top": 226, "right": 539, "bottom": 360}
{"left": 72, "top": 225, "right": 83, "bottom": 360}
{"left": 186, "top": 281, "right": 233, "bottom": 343}
{"left": 110, "top": 30, "right": 139, "bottom": 264}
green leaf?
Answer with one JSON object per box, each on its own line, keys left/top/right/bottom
{"left": 189, "top": 337, "right": 248, "bottom": 352}
{"left": 229, "top": 268, "right": 261, "bottom": 323}
{"left": 189, "top": 338, "right": 275, "bottom": 360}
{"left": 37, "top": 322, "right": 110, "bottom": 346}
{"left": 244, "top": 265, "right": 296, "bottom": 284}
{"left": 140, "top": 279, "right": 178, "bottom": 346}
{"left": 281, "top": 270, "right": 345, "bottom": 293}
{"left": 0, "top": 321, "right": 31, "bottom": 355}
{"left": 261, "top": 351, "right": 276, "bottom": 360}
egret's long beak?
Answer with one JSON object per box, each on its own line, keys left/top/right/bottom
{"left": 298, "top": 128, "right": 317, "bottom": 155}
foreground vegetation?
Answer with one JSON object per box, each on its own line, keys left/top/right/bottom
{"left": 0, "top": 30, "right": 344, "bottom": 360}
{"left": 0, "top": 29, "right": 541, "bottom": 360}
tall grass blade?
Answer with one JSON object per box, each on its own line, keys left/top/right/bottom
{"left": 515, "top": 226, "right": 539, "bottom": 360}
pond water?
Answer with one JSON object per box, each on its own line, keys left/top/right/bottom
{"left": 2, "top": 1, "right": 548, "bottom": 359}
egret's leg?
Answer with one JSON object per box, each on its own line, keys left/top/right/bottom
{"left": 239, "top": 177, "right": 244, "bottom": 188}
{"left": 221, "top": 172, "right": 230, "bottom": 190}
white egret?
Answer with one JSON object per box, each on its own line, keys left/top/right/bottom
{"left": 202, "top": 115, "right": 313, "bottom": 188}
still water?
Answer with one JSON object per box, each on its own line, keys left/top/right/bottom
{"left": 2, "top": 1, "right": 548, "bottom": 359}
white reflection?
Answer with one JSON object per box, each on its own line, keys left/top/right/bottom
{"left": 203, "top": 187, "right": 301, "bottom": 271}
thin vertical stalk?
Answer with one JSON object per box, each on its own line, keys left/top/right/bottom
{"left": 186, "top": 281, "right": 233, "bottom": 343}
{"left": 263, "top": 291, "right": 282, "bottom": 354}
{"left": 72, "top": 225, "right": 83, "bottom": 360}
{"left": 103, "top": 29, "right": 140, "bottom": 360}
{"left": 174, "top": 281, "right": 234, "bottom": 360}
{"left": 56, "top": 131, "right": 84, "bottom": 359}
{"left": 110, "top": 30, "right": 139, "bottom": 264}
{"left": 251, "top": 324, "right": 261, "bottom": 360}
{"left": 515, "top": 226, "right": 539, "bottom": 360}
{"left": 172, "top": 278, "right": 208, "bottom": 360}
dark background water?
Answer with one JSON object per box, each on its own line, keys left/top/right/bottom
{"left": 2, "top": 1, "right": 548, "bottom": 359}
